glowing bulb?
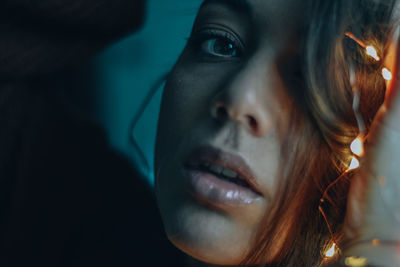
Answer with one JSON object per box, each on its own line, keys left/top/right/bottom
{"left": 350, "top": 137, "right": 364, "bottom": 157}
{"left": 366, "top": 46, "right": 380, "bottom": 61}
{"left": 344, "top": 256, "right": 368, "bottom": 266}
{"left": 382, "top": 67, "right": 393, "bottom": 81}
{"left": 325, "top": 243, "right": 337, "bottom": 258}
{"left": 348, "top": 157, "right": 360, "bottom": 171}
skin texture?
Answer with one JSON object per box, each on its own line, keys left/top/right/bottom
{"left": 155, "top": 0, "right": 306, "bottom": 265}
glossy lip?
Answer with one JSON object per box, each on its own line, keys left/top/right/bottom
{"left": 182, "top": 145, "right": 264, "bottom": 206}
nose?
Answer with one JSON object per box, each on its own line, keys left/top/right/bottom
{"left": 210, "top": 60, "right": 277, "bottom": 137}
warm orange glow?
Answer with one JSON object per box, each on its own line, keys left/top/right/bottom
{"left": 350, "top": 137, "right": 364, "bottom": 157}
{"left": 382, "top": 67, "right": 393, "bottom": 81}
{"left": 348, "top": 157, "right": 360, "bottom": 171}
{"left": 366, "top": 46, "right": 380, "bottom": 61}
{"left": 325, "top": 243, "right": 337, "bottom": 258}
{"left": 344, "top": 256, "right": 368, "bottom": 266}
{"left": 371, "top": 239, "right": 381, "bottom": 246}
{"left": 345, "top": 32, "right": 366, "bottom": 48}
{"left": 344, "top": 32, "right": 380, "bottom": 61}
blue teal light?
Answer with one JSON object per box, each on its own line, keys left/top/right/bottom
{"left": 93, "top": 0, "right": 201, "bottom": 185}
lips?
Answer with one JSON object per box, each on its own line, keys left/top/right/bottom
{"left": 182, "top": 145, "right": 263, "bottom": 206}
{"left": 199, "top": 162, "right": 251, "bottom": 188}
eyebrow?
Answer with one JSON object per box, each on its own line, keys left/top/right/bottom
{"left": 200, "top": 0, "right": 251, "bottom": 14}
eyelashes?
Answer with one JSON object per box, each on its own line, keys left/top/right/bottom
{"left": 188, "top": 28, "right": 245, "bottom": 60}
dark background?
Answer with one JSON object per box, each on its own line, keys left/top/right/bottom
{"left": 0, "top": 1, "right": 199, "bottom": 266}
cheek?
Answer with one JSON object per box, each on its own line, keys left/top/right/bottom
{"left": 154, "top": 63, "right": 210, "bottom": 185}
{"left": 155, "top": 61, "right": 237, "bottom": 156}
{"left": 155, "top": 67, "right": 204, "bottom": 157}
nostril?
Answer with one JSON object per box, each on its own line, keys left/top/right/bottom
{"left": 211, "top": 101, "right": 267, "bottom": 135}
{"left": 247, "top": 115, "right": 258, "bottom": 131}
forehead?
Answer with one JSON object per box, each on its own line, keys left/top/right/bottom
{"left": 198, "top": 0, "right": 306, "bottom": 45}
{"left": 199, "top": 0, "right": 306, "bottom": 39}
{"left": 200, "top": 0, "right": 305, "bottom": 26}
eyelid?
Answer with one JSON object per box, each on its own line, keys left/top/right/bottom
{"left": 189, "top": 26, "right": 246, "bottom": 52}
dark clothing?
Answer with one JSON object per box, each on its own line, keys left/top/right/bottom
{"left": 0, "top": 1, "right": 184, "bottom": 266}
{"left": 0, "top": 0, "right": 145, "bottom": 78}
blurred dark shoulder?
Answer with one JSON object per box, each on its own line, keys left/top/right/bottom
{"left": 0, "top": 1, "right": 186, "bottom": 266}
{"left": 0, "top": 81, "right": 186, "bottom": 266}
{"left": 0, "top": 0, "right": 145, "bottom": 78}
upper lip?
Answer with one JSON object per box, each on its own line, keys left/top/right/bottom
{"left": 184, "top": 145, "right": 263, "bottom": 196}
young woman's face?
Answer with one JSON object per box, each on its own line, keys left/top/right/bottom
{"left": 155, "top": 0, "right": 305, "bottom": 264}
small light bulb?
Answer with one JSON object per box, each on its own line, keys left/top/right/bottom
{"left": 344, "top": 256, "right": 368, "bottom": 267}
{"left": 325, "top": 243, "right": 337, "bottom": 258}
{"left": 366, "top": 46, "right": 380, "bottom": 61}
{"left": 348, "top": 157, "right": 360, "bottom": 171}
{"left": 350, "top": 137, "right": 364, "bottom": 157}
{"left": 382, "top": 67, "right": 393, "bottom": 81}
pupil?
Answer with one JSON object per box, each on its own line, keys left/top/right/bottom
{"left": 214, "top": 39, "right": 236, "bottom": 56}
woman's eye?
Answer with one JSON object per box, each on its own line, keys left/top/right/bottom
{"left": 188, "top": 28, "right": 244, "bottom": 60}
{"left": 201, "top": 38, "right": 240, "bottom": 57}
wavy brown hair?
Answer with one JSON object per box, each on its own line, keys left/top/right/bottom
{"left": 241, "top": 0, "right": 395, "bottom": 266}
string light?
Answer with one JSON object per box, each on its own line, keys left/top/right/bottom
{"left": 345, "top": 32, "right": 393, "bottom": 81}
{"left": 344, "top": 32, "right": 367, "bottom": 48}
{"left": 325, "top": 243, "right": 337, "bottom": 258}
{"left": 382, "top": 67, "right": 393, "bottom": 81}
{"left": 366, "top": 46, "right": 380, "bottom": 61}
{"left": 344, "top": 256, "right": 368, "bottom": 266}
{"left": 348, "top": 157, "right": 360, "bottom": 171}
{"left": 350, "top": 136, "right": 364, "bottom": 157}
{"left": 319, "top": 32, "right": 394, "bottom": 262}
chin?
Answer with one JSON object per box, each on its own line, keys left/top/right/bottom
{"left": 162, "top": 204, "right": 253, "bottom": 266}
{"left": 168, "top": 235, "right": 247, "bottom": 266}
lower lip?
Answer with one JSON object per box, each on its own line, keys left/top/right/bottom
{"left": 183, "top": 167, "right": 262, "bottom": 206}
